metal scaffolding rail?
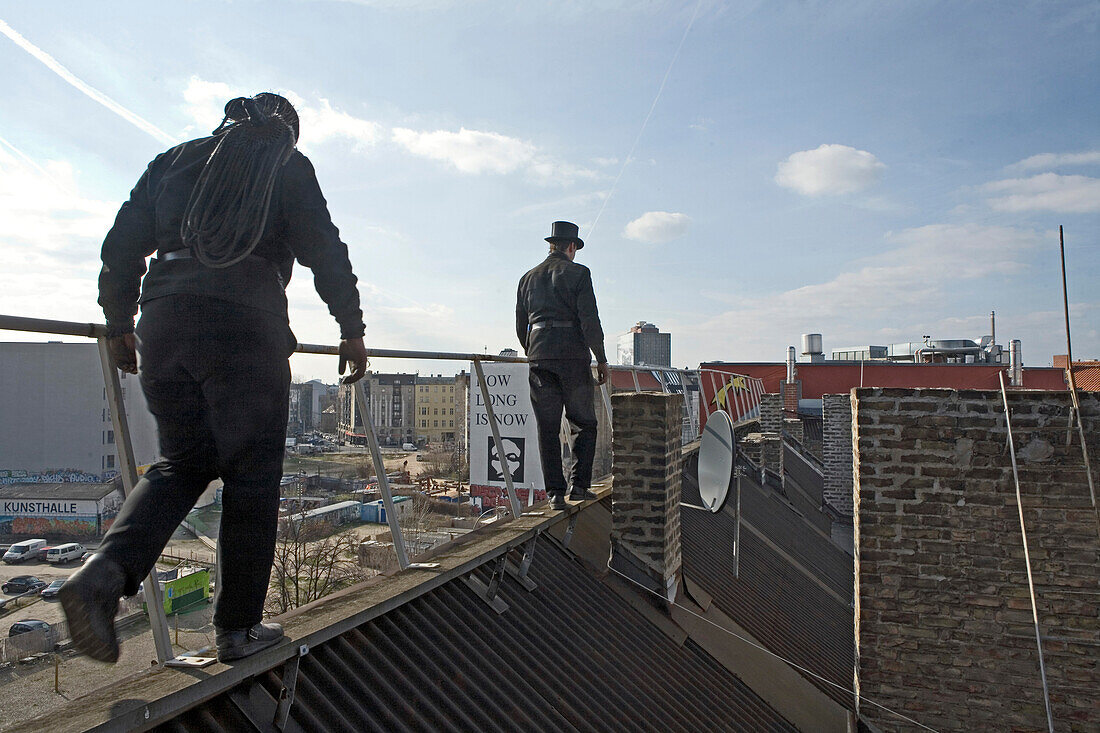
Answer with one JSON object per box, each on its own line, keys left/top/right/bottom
{"left": 0, "top": 312, "right": 762, "bottom": 666}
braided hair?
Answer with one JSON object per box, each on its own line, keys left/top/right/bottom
{"left": 180, "top": 93, "right": 300, "bottom": 268}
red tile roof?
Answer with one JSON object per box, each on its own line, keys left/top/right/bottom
{"left": 1070, "top": 364, "right": 1100, "bottom": 391}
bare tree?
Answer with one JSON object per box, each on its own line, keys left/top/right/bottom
{"left": 267, "top": 518, "right": 364, "bottom": 614}
{"left": 418, "top": 450, "right": 468, "bottom": 481}
{"left": 398, "top": 492, "right": 452, "bottom": 557}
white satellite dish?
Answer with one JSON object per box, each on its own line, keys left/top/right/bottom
{"left": 697, "top": 411, "right": 734, "bottom": 513}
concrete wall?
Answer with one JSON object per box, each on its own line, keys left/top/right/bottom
{"left": 0, "top": 343, "right": 160, "bottom": 480}
{"left": 853, "top": 387, "right": 1099, "bottom": 732}
{"left": 822, "top": 393, "right": 854, "bottom": 516}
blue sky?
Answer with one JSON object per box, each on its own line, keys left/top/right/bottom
{"left": 1, "top": 1, "right": 1097, "bottom": 380}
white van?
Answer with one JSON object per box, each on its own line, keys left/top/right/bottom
{"left": 46, "top": 543, "right": 85, "bottom": 564}
{"left": 2, "top": 539, "right": 48, "bottom": 564}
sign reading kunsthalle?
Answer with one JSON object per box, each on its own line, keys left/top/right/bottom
{"left": 3, "top": 500, "right": 91, "bottom": 516}
{"left": 468, "top": 363, "right": 544, "bottom": 507}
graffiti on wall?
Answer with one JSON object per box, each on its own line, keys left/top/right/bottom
{"left": 0, "top": 515, "right": 99, "bottom": 537}
{"left": 0, "top": 469, "right": 108, "bottom": 484}
{"left": 469, "top": 483, "right": 546, "bottom": 509}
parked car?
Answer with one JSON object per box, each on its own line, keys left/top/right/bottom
{"left": 2, "top": 576, "right": 47, "bottom": 595}
{"left": 8, "top": 619, "right": 51, "bottom": 638}
{"left": 8, "top": 619, "right": 58, "bottom": 650}
{"left": 80, "top": 551, "right": 95, "bottom": 564}
{"left": 39, "top": 580, "right": 65, "bottom": 599}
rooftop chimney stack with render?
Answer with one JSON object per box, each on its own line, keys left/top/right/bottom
{"left": 609, "top": 391, "right": 683, "bottom": 604}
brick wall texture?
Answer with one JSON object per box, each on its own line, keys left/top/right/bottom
{"left": 610, "top": 392, "right": 683, "bottom": 586}
{"left": 853, "top": 388, "right": 1100, "bottom": 732}
{"left": 782, "top": 379, "right": 802, "bottom": 414}
{"left": 760, "top": 392, "right": 783, "bottom": 434}
{"left": 783, "top": 416, "right": 805, "bottom": 445}
{"left": 823, "top": 393, "right": 855, "bottom": 516}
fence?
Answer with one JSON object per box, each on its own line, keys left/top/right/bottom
{"left": 0, "top": 313, "right": 763, "bottom": 666}
{"left": 607, "top": 364, "right": 765, "bottom": 443}
{"left": 0, "top": 596, "right": 146, "bottom": 666}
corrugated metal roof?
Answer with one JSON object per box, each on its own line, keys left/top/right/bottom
{"left": 680, "top": 469, "right": 856, "bottom": 710}
{"left": 0, "top": 481, "right": 120, "bottom": 500}
{"left": 157, "top": 536, "right": 798, "bottom": 732}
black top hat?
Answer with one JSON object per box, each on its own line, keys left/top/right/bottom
{"left": 545, "top": 220, "right": 584, "bottom": 249}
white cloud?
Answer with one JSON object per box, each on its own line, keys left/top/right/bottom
{"left": 0, "top": 142, "right": 116, "bottom": 250}
{"left": 299, "top": 99, "right": 384, "bottom": 151}
{"left": 392, "top": 127, "right": 536, "bottom": 174}
{"left": 510, "top": 190, "right": 607, "bottom": 218}
{"left": 678, "top": 223, "right": 1045, "bottom": 359}
{"left": 775, "top": 144, "right": 885, "bottom": 196}
{"left": 181, "top": 77, "right": 239, "bottom": 135}
{"left": 623, "top": 211, "right": 691, "bottom": 243}
{"left": 181, "top": 77, "right": 382, "bottom": 153}
{"left": 392, "top": 126, "right": 597, "bottom": 184}
{"left": 0, "top": 140, "right": 116, "bottom": 323}
{"left": 982, "top": 173, "right": 1100, "bottom": 213}
{"left": 1009, "top": 151, "right": 1100, "bottom": 171}
{"left": 526, "top": 159, "right": 600, "bottom": 186}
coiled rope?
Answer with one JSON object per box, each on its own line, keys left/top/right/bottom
{"left": 180, "top": 93, "right": 298, "bottom": 268}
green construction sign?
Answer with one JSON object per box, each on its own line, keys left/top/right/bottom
{"left": 145, "top": 569, "right": 211, "bottom": 616}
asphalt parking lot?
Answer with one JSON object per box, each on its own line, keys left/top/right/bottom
{"left": 0, "top": 554, "right": 87, "bottom": 630}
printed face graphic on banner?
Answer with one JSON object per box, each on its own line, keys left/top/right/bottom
{"left": 488, "top": 437, "right": 524, "bottom": 482}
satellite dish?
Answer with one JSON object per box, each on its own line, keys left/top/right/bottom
{"left": 697, "top": 411, "right": 734, "bottom": 513}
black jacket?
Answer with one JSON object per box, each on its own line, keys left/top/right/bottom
{"left": 515, "top": 251, "right": 607, "bottom": 362}
{"left": 98, "top": 136, "right": 365, "bottom": 339}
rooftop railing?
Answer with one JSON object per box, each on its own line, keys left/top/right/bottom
{"left": 0, "top": 312, "right": 762, "bottom": 669}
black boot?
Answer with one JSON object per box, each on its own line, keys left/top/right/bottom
{"left": 216, "top": 621, "right": 285, "bottom": 662}
{"left": 58, "top": 554, "right": 126, "bottom": 663}
{"left": 569, "top": 488, "right": 598, "bottom": 501}
{"left": 548, "top": 492, "right": 567, "bottom": 510}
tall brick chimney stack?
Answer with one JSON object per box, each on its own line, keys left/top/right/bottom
{"left": 781, "top": 345, "right": 801, "bottom": 417}
{"left": 609, "top": 392, "right": 683, "bottom": 603}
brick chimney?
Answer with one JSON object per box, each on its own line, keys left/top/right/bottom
{"left": 781, "top": 345, "right": 801, "bottom": 417}
{"left": 609, "top": 392, "right": 682, "bottom": 603}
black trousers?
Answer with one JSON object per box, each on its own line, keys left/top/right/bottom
{"left": 528, "top": 359, "right": 597, "bottom": 494}
{"left": 97, "top": 295, "right": 293, "bottom": 630}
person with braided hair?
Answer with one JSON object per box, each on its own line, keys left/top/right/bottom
{"left": 60, "top": 93, "right": 369, "bottom": 663}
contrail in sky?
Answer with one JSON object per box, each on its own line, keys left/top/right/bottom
{"left": 0, "top": 18, "right": 177, "bottom": 146}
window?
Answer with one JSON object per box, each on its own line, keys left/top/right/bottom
{"left": 448, "top": 420, "right": 454, "bottom": 428}
{"left": 449, "top": 408, "right": 454, "bottom": 415}
{"left": 106, "top": 430, "right": 114, "bottom": 445}
{"left": 433, "top": 408, "right": 438, "bottom": 415}
{"left": 434, "top": 421, "right": 439, "bottom": 427}
{"left": 106, "top": 455, "right": 115, "bottom": 469}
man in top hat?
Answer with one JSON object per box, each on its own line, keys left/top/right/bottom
{"left": 516, "top": 221, "right": 610, "bottom": 510}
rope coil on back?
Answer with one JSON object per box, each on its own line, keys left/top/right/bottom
{"left": 180, "top": 93, "right": 299, "bottom": 269}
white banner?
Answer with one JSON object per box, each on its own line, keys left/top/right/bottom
{"left": 1, "top": 499, "right": 100, "bottom": 517}
{"left": 469, "top": 363, "right": 544, "bottom": 495}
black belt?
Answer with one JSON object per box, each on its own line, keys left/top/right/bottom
{"left": 529, "top": 320, "right": 577, "bottom": 331}
{"left": 159, "top": 250, "right": 273, "bottom": 267}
